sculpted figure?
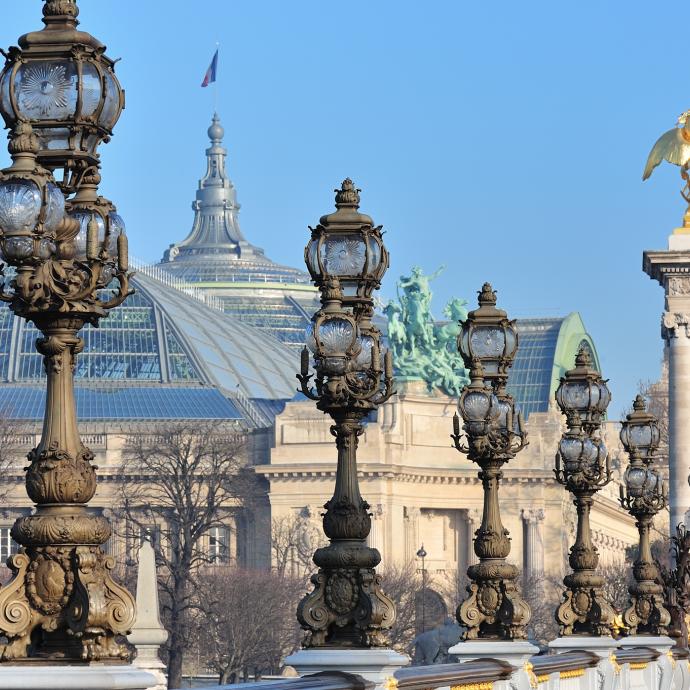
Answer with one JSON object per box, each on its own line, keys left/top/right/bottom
{"left": 383, "top": 267, "right": 469, "bottom": 397}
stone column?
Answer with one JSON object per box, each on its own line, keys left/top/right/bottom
{"left": 644, "top": 245, "right": 690, "bottom": 533}
{"left": 521, "top": 508, "right": 545, "bottom": 582}
{"left": 404, "top": 507, "right": 420, "bottom": 563}
{"left": 367, "top": 504, "right": 385, "bottom": 557}
{"left": 465, "top": 508, "right": 480, "bottom": 567}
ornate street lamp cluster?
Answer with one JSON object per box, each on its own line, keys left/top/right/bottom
{"left": 553, "top": 347, "right": 616, "bottom": 636}
{"left": 297, "top": 179, "right": 396, "bottom": 647}
{"left": 450, "top": 284, "right": 530, "bottom": 640}
{"left": 0, "top": 0, "right": 134, "bottom": 661}
{"left": 618, "top": 396, "right": 670, "bottom": 636}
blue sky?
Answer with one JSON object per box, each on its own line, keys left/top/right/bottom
{"left": 1, "top": 1, "right": 685, "bottom": 414}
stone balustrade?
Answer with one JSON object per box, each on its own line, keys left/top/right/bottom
{"left": 178, "top": 646, "right": 690, "bottom": 690}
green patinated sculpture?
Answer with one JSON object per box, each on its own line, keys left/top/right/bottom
{"left": 383, "top": 266, "right": 469, "bottom": 397}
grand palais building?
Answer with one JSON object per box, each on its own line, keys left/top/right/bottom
{"left": 0, "top": 116, "right": 637, "bottom": 590}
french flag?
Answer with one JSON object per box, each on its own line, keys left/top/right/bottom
{"left": 201, "top": 49, "right": 218, "bottom": 88}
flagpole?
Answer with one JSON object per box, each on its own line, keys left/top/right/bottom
{"left": 214, "top": 41, "right": 219, "bottom": 114}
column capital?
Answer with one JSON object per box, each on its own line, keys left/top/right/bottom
{"left": 521, "top": 508, "right": 545, "bottom": 524}
{"left": 662, "top": 311, "right": 690, "bottom": 340}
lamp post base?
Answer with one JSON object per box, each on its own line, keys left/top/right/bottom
{"left": 284, "top": 648, "right": 409, "bottom": 690}
{"left": 0, "top": 665, "right": 156, "bottom": 690}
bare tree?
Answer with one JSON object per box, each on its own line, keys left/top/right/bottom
{"left": 0, "top": 414, "right": 31, "bottom": 503}
{"left": 379, "top": 561, "right": 422, "bottom": 653}
{"left": 116, "top": 421, "right": 254, "bottom": 690}
{"left": 194, "top": 566, "right": 303, "bottom": 684}
{"left": 271, "top": 511, "right": 327, "bottom": 578}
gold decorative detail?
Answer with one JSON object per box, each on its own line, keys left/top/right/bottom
{"left": 524, "top": 661, "right": 538, "bottom": 689}
{"left": 383, "top": 677, "right": 398, "bottom": 690}
{"left": 629, "top": 662, "right": 648, "bottom": 670}
{"left": 559, "top": 669, "right": 585, "bottom": 679}
{"left": 535, "top": 674, "right": 550, "bottom": 683}
{"left": 609, "top": 653, "right": 622, "bottom": 675}
{"left": 450, "top": 683, "right": 493, "bottom": 690}
{"left": 666, "top": 650, "right": 677, "bottom": 669}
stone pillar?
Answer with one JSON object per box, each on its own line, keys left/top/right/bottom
{"left": 404, "top": 507, "right": 420, "bottom": 563}
{"left": 465, "top": 508, "right": 480, "bottom": 567}
{"left": 521, "top": 508, "right": 545, "bottom": 582}
{"left": 644, "top": 243, "right": 690, "bottom": 533}
{"left": 367, "top": 504, "right": 385, "bottom": 557}
{"left": 127, "top": 538, "right": 168, "bottom": 690}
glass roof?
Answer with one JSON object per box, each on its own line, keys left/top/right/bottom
{"left": 0, "top": 385, "right": 241, "bottom": 421}
{"left": 0, "top": 271, "right": 299, "bottom": 401}
{"left": 507, "top": 314, "right": 600, "bottom": 419}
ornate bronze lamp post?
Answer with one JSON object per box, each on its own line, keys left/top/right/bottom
{"left": 619, "top": 396, "right": 670, "bottom": 636}
{"left": 451, "top": 284, "right": 530, "bottom": 641}
{"left": 0, "top": 0, "right": 135, "bottom": 662}
{"left": 297, "top": 179, "right": 396, "bottom": 648}
{"left": 416, "top": 544, "right": 427, "bottom": 634}
{"left": 554, "top": 347, "right": 615, "bottom": 636}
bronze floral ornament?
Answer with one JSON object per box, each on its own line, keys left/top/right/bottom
{"left": 619, "top": 396, "right": 670, "bottom": 636}
{"left": 451, "top": 284, "right": 531, "bottom": 640}
{"left": 0, "top": 0, "right": 135, "bottom": 662}
{"left": 297, "top": 180, "right": 396, "bottom": 647}
{"left": 554, "top": 347, "right": 615, "bottom": 636}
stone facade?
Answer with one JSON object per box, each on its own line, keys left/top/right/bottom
{"left": 257, "top": 381, "right": 639, "bottom": 582}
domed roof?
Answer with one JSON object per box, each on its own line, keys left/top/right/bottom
{"left": 0, "top": 268, "right": 300, "bottom": 421}
{"left": 160, "top": 113, "right": 313, "bottom": 287}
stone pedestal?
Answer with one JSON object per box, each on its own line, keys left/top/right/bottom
{"left": 644, "top": 235, "right": 690, "bottom": 533}
{"left": 549, "top": 637, "right": 619, "bottom": 690}
{"left": 284, "top": 649, "right": 409, "bottom": 690}
{"left": 0, "top": 665, "right": 156, "bottom": 690}
{"left": 449, "top": 641, "right": 538, "bottom": 690}
{"left": 618, "top": 636, "right": 675, "bottom": 690}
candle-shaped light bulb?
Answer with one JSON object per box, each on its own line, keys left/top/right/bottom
{"left": 453, "top": 412, "right": 460, "bottom": 437}
{"left": 301, "top": 347, "right": 309, "bottom": 377}
{"left": 371, "top": 340, "right": 381, "bottom": 373}
{"left": 86, "top": 215, "right": 99, "bottom": 261}
{"left": 117, "top": 232, "right": 128, "bottom": 272}
{"left": 384, "top": 349, "right": 393, "bottom": 379}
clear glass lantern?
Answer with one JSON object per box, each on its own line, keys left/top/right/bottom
{"left": 0, "top": 3, "right": 125, "bottom": 181}
{"left": 305, "top": 179, "right": 388, "bottom": 301}
{"left": 306, "top": 315, "right": 360, "bottom": 376}
{"left": 70, "top": 208, "right": 125, "bottom": 260}
{"left": 555, "top": 346, "right": 610, "bottom": 428}
{"left": 558, "top": 434, "right": 606, "bottom": 474}
{"left": 0, "top": 153, "right": 65, "bottom": 265}
{"left": 458, "top": 283, "right": 518, "bottom": 378}
{"left": 459, "top": 380, "right": 500, "bottom": 436}
{"left": 620, "top": 395, "right": 660, "bottom": 459}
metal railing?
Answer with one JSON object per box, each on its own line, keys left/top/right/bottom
{"left": 129, "top": 257, "right": 225, "bottom": 312}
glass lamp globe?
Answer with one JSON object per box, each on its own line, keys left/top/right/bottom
{"left": 307, "top": 315, "right": 359, "bottom": 376}
{"left": 305, "top": 179, "right": 388, "bottom": 301}
{"left": 70, "top": 208, "right": 124, "bottom": 260}
{"left": 558, "top": 434, "right": 605, "bottom": 474}
{"left": 458, "top": 283, "right": 518, "bottom": 378}
{"left": 625, "top": 464, "right": 648, "bottom": 499}
{"left": 459, "top": 384, "right": 499, "bottom": 436}
{"left": 0, "top": 172, "right": 64, "bottom": 264}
